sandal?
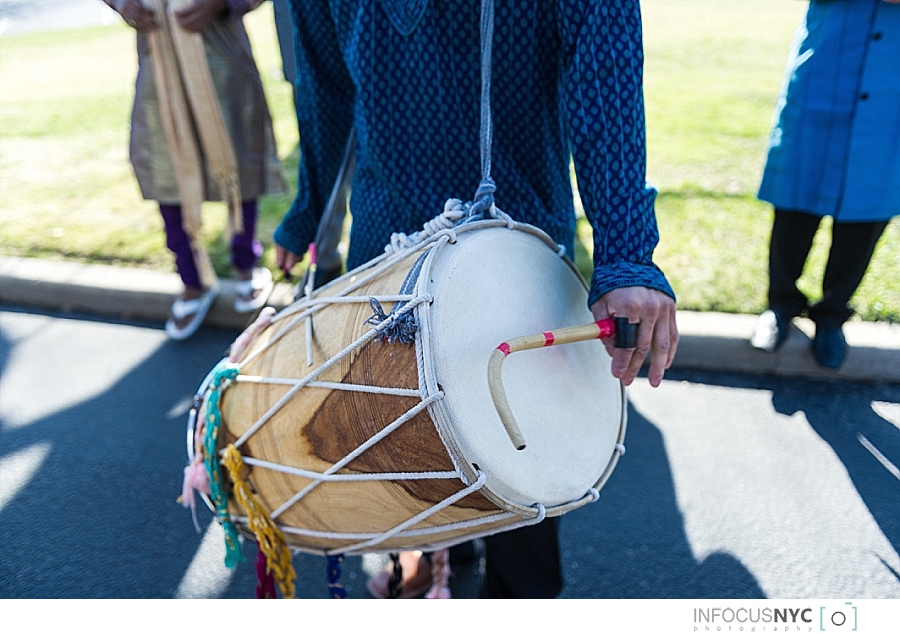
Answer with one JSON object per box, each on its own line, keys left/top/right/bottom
{"left": 234, "top": 267, "right": 273, "bottom": 314}
{"left": 165, "top": 288, "right": 219, "bottom": 341}
{"left": 366, "top": 551, "right": 432, "bottom": 599}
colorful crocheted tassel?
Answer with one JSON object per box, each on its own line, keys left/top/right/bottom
{"left": 222, "top": 444, "right": 296, "bottom": 599}
{"left": 203, "top": 362, "right": 244, "bottom": 568}
{"left": 181, "top": 459, "right": 210, "bottom": 533}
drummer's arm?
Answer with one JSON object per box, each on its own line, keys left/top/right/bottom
{"left": 561, "top": 0, "right": 678, "bottom": 388}
{"left": 274, "top": 0, "right": 355, "bottom": 274}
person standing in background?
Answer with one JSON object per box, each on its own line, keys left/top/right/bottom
{"left": 107, "top": 0, "right": 285, "bottom": 339}
{"left": 751, "top": 0, "right": 899, "bottom": 368}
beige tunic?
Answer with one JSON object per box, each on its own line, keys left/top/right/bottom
{"left": 130, "top": 14, "right": 286, "bottom": 204}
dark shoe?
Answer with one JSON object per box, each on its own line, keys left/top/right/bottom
{"left": 449, "top": 539, "right": 482, "bottom": 566}
{"left": 813, "top": 326, "right": 847, "bottom": 369}
{"left": 750, "top": 310, "right": 790, "bottom": 352}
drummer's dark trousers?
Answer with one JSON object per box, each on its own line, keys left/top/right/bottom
{"left": 768, "top": 209, "right": 888, "bottom": 328}
{"left": 159, "top": 200, "right": 263, "bottom": 288}
{"left": 482, "top": 518, "right": 563, "bottom": 598}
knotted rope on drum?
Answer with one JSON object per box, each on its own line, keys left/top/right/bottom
{"left": 365, "top": 252, "right": 428, "bottom": 344}
{"left": 384, "top": 199, "right": 467, "bottom": 254}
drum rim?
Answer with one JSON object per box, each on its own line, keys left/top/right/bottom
{"left": 413, "top": 218, "right": 628, "bottom": 518}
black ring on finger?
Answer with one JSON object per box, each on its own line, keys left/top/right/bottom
{"left": 613, "top": 317, "right": 640, "bottom": 349}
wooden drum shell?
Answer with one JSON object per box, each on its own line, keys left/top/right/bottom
{"left": 207, "top": 220, "right": 626, "bottom": 555}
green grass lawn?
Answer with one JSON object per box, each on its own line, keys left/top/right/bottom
{"left": 0, "top": 0, "right": 896, "bottom": 321}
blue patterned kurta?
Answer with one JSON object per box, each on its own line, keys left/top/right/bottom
{"left": 276, "top": 0, "right": 674, "bottom": 307}
{"left": 758, "top": 0, "right": 900, "bottom": 222}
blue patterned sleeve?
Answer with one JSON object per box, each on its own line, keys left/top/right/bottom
{"left": 273, "top": 0, "right": 355, "bottom": 256}
{"left": 559, "top": 0, "right": 675, "bottom": 307}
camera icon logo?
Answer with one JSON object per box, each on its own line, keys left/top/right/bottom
{"left": 819, "top": 602, "right": 857, "bottom": 631}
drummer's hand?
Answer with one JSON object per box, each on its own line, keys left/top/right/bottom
{"left": 275, "top": 244, "right": 303, "bottom": 278}
{"left": 174, "top": 0, "right": 228, "bottom": 33}
{"left": 590, "top": 286, "right": 678, "bottom": 388}
{"left": 115, "top": 0, "right": 158, "bottom": 32}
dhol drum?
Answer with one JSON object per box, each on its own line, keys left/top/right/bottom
{"left": 186, "top": 203, "right": 627, "bottom": 559}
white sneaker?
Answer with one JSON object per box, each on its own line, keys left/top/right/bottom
{"left": 750, "top": 310, "right": 790, "bottom": 352}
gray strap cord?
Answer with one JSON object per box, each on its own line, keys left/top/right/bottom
{"left": 384, "top": 0, "right": 507, "bottom": 255}
{"left": 467, "top": 0, "right": 496, "bottom": 220}
{"left": 373, "top": 0, "right": 502, "bottom": 342}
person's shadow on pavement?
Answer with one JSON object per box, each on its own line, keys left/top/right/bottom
{"left": 558, "top": 402, "right": 765, "bottom": 598}
{"left": 771, "top": 378, "right": 900, "bottom": 582}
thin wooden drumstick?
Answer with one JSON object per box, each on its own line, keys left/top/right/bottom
{"left": 487, "top": 318, "right": 618, "bottom": 451}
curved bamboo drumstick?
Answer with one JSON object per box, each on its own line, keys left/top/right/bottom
{"left": 487, "top": 317, "right": 638, "bottom": 450}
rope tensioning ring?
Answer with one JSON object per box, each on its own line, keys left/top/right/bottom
{"left": 487, "top": 317, "right": 639, "bottom": 450}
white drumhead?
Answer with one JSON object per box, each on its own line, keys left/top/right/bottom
{"left": 425, "top": 225, "right": 623, "bottom": 508}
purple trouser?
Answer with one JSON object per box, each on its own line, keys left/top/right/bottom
{"left": 159, "top": 200, "right": 263, "bottom": 288}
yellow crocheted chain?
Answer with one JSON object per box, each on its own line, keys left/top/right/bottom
{"left": 222, "top": 444, "right": 297, "bottom": 599}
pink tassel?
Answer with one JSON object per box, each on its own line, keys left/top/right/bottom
{"left": 193, "top": 416, "right": 205, "bottom": 459}
{"left": 256, "top": 547, "right": 277, "bottom": 599}
{"left": 181, "top": 460, "right": 210, "bottom": 533}
{"left": 425, "top": 548, "right": 452, "bottom": 599}
{"left": 229, "top": 306, "right": 276, "bottom": 362}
